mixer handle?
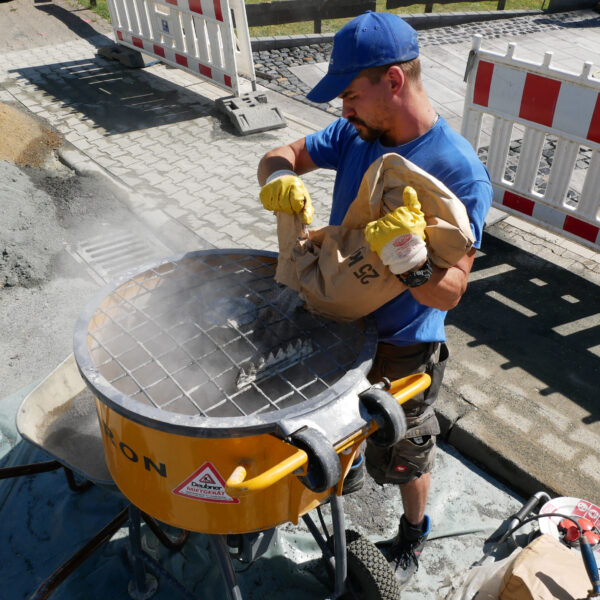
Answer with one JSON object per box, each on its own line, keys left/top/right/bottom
{"left": 225, "top": 375, "right": 431, "bottom": 498}
{"left": 385, "top": 373, "right": 432, "bottom": 404}
{"left": 225, "top": 448, "right": 308, "bottom": 498}
{"left": 288, "top": 427, "right": 342, "bottom": 493}
{"left": 359, "top": 373, "right": 431, "bottom": 447}
{"left": 225, "top": 426, "right": 342, "bottom": 498}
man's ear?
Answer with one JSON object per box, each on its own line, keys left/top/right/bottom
{"left": 386, "top": 65, "right": 406, "bottom": 95}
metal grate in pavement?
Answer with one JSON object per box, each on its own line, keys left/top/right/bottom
{"left": 67, "top": 228, "right": 171, "bottom": 284}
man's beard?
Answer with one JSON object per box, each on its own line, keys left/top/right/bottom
{"left": 348, "top": 117, "right": 383, "bottom": 143}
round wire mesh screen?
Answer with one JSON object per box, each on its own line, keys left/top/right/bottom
{"left": 75, "top": 251, "right": 376, "bottom": 430}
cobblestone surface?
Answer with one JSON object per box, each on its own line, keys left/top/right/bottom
{"left": 253, "top": 10, "right": 600, "bottom": 115}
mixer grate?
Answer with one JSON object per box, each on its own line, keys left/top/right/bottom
{"left": 85, "top": 253, "right": 366, "bottom": 419}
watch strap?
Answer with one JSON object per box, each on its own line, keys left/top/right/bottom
{"left": 396, "top": 257, "right": 433, "bottom": 288}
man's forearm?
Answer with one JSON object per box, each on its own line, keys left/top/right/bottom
{"left": 258, "top": 138, "right": 317, "bottom": 186}
{"left": 408, "top": 249, "right": 475, "bottom": 310}
{"left": 257, "top": 147, "right": 298, "bottom": 186}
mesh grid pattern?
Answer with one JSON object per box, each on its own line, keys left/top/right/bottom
{"left": 85, "top": 254, "right": 366, "bottom": 419}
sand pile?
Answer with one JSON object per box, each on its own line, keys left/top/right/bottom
{"left": 0, "top": 102, "right": 62, "bottom": 167}
{"left": 0, "top": 104, "right": 65, "bottom": 288}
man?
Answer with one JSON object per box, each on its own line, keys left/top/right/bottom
{"left": 257, "top": 11, "right": 492, "bottom": 587}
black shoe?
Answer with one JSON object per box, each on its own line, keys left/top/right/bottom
{"left": 377, "top": 514, "right": 430, "bottom": 588}
{"left": 342, "top": 454, "right": 365, "bottom": 495}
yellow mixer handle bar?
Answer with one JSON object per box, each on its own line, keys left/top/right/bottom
{"left": 389, "top": 373, "right": 431, "bottom": 404}
{"left": 226, "top": 449, "right": 308, "bottom": 497}
{"left": 225, "top": 372, "right": 431, "bottom": 498}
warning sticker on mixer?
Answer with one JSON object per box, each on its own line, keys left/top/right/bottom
{"left": 172, "top": 462, "right": 239, "bottom": 504}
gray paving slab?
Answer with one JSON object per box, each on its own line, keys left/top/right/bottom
{"left": 420, "top": 54, "right": 470, "bottom": 85}
{"left": 1, "top": 5, "right": 599, "bottom": 597}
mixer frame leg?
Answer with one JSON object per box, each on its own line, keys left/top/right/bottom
{"left": 301, "top": 492, "right": 348, "bottom": 599}
{"left": 208, "top": 534, "right": 244, "bottom": 600}
{"left": 330, "top": 493, "right": 348, "bottom": 598}
{"left": 128, "top": 506, "right": 159, "bottom": 600}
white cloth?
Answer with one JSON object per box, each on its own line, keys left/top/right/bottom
{"left": 379, "top": 233, "right": 428, "bottom": 274}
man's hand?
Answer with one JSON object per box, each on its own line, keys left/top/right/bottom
{"left": 260, "top": 170, "right": 314, "bottom": 225}
{"left": 364, "top": 186, "right": 427, "bottom": 275}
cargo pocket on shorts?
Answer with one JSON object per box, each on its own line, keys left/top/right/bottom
{"left": 365, "top": 434, "right": 437, "bottom": 485}
{"left": 391, "top": 435, "right": 436, "bottom": 481}
{"left": 421, "top": 342, "right": 449, "bottom": 410}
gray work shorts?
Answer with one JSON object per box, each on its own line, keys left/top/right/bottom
{"left": 365, "top": 341, "right": 448, "bottom": 485}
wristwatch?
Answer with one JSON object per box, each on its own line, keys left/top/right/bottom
{"left": 396, "top": 257, "right": 433, "bottom": 288}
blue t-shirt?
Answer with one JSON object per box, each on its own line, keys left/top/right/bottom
{"left": 305, "top": 116, "right": 493, "bottom": 344}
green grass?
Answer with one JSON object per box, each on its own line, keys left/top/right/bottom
{"left": 92, "top": 1, "right": 111, "bottom": 22}
{"left": 244, "top": 0, "right": 546, "bottom": 37}
{"left": 76, "top": 0, "right": 546, "bottom": 37}
{"left": 71, "top": 0, "right": 110, "bottom": 22}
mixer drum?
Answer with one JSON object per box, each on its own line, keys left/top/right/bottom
{"left": 74, "top": 250, "right": 378, "bottom": 533}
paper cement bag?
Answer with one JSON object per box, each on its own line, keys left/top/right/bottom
{"left": 278, "top": 221, "right": 406, "bottom": 322}
{"left": 275, "top": 212, "right": 303, "bottom": 290}
{"left": 444, "top": 549, "right": 522, "bottom": 600}
{"left": 499, "top": 534, "right": 590, "bottom": 600}
{"left": 275, "top": 153, "right": 475, "bottom": 322}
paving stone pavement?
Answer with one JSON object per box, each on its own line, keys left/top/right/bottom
{"left": 0, "top": 34, "right": 339, "bottom": 255}
{"left": 1, "top": 0, "right": 599, "bottom": 508}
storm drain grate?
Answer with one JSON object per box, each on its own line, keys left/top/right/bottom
{"left": 68, "top": 228, "right": 171, "bottom": 284}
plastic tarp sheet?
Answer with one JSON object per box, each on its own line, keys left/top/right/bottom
{"left": 0, "top": 386, "right": 331, "bottom": 599}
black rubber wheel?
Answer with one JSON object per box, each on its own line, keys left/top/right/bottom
{"left": 359, "top": 388, "right": 407, "bottom": 447}
{"left": 290, "top": 427, "right": 341, "bottom": 493}
{"left": 341, "top": 530, "right": 402, "bottom": 600}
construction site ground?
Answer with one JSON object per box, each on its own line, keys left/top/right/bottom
{"left": 0, "top": 1, "right": 598, "bottom": 598}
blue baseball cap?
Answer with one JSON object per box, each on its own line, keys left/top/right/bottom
{"left": 306, "top": 11, "right": 419, "bottom": 103}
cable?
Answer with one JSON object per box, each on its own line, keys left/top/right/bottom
{"left": 316, "top": 505, "right": 330, "bottom": 540}
{"left": 428, "top": 526, "right": 497, "bottom": 541}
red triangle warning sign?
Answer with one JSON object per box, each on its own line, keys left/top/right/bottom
{"left": 172, "top": 461, "right": 239, "bottom": 504}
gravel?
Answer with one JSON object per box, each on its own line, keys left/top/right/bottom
{"left": 0, "top": 106, "right": 146, "bottom": 399}
{"left": 0, "top": 163, "right": 66, "bottom": 288}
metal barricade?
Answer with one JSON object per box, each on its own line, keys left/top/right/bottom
{"left": 462, "top": 35, "right": 600, "bottom": 251}
{"left": 104, "top": 0, "right": 286, "bottom": 134}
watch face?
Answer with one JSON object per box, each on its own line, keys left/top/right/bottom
{"left": 405, "top": 272, "right": 430, "bottom": 287}
{"left": 401, "top": 259, "right": 433, "bottom": 287}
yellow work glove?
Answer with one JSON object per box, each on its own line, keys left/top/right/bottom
{"left": 260, "top": 170, "right": 314, "bottom": 225}
{"left": 364, "top": 186, "right": 428, "bottom": 275}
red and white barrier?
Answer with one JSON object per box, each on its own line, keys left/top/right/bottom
{"left": 462, "top": 35, "right": 600, "bottom": 251}
{"left": 106, "top": 0, "right": 255, "bottom": 96}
